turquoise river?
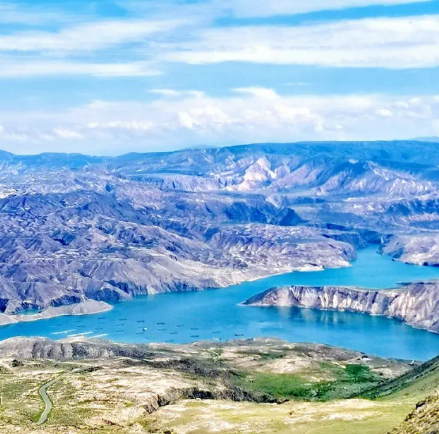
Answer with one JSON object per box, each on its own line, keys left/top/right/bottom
{"left": 2, "top": 247, "right": 439, "bottom": 360}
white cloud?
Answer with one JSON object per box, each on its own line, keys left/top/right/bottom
{"left": 1, "top": 3, "right": 437, "bottom": 77}
{"left": 0, "top": 18, "right": 186, "bottom": 53}
{"left": 53, "top": 128, "right": 83, "bottom": 139}
{"left": 0, "top": 60, "right": 161, "bottom": 77}
{"left": 150, "top": 89, "right": 205, "bottom": 98}
{"left": 88, "top": 121, "right": 153, "bottom": 131}
{"left": 121, "top": 0, "right": 433, "bottom": 19}
{"left": 160, "top": 15, "right": 439, "bottom": 69}
{"left": 375, "top": 108, "right": 394, "bottom": 117}
{"left": 0, "top": 124, "right": 29, "bottom": 142}
{"left": 233, "top": 87, "right": 279, "bottom": 99}
{"left": 227, "top": 0, "right": 434, "bottom": 17}
{"left": 1, "top": 92, "right": 439, "bottom": 154}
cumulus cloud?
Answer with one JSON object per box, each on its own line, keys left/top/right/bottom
{"left": 160, "top": 15, "right": 439, "bottom": 69}
{"left": 1, "top": 91, "right": 439, "bottom": 154}
{"left": 1, "top": 0, "right": 438, "bottom": 152}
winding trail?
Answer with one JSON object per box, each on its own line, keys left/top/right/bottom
{"left": 37, "top": 377, "right": 60, "bottom": 425}
{"left": 37, "top": 368, "right": 90, "bottom": 425}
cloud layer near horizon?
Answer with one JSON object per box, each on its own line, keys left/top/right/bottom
{"left": 1, "top": 0, "right": 439, "bottom": 153}
{"left": 2, "top": 90, "right": 438, "bottom": 154}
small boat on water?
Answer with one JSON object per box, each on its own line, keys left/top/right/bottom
{"left": 213, "top": 338, "right": 222, "bottom": 341}
{"left": 235, "top": 334, "right": 244, "bottom": 337}
{"left": 142, "top": 327, "right": 148, "bottom": 331}
{"left": 191, "top": 335, "right": 200, "bottom": 338}
{"left": 170, "top": 332, "right": 178, "bottom": 335}
{"left": 213, "top": 331, "right": 221, "bottom": 334}
{"left": 165, "top": 340, "right": 175, "bottom": 343}
{"left": 157, "top": 322, "right": 165, "bottom": 325}
{"left": 137, "top": 320, "right": 145, "bottom": 323}
{"left": 119, "top": 318, "right": 128, "bottom": 321}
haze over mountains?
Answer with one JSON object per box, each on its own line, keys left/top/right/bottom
{"left": 413, "top": 137, "right": 439, "bottom": 143}
{"left": 0, "top": 141, "right": 438, "bottom": 316}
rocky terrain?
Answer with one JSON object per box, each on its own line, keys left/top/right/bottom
{"left": 390, "top": 393, "right": 439, "bottom": 434}
{"left": 0, "top": 300, "right": 112, "bottom": 326}
{"left": 1, "top": 337, "right": 439, "bottom": 434}
{"left": 0, "top": 141, "right": 438, "bottom": 315}
{"left": 380, "top": 234, "right": 439, "bottom": 267}
{"left": 243, "top": 281, "right": 439, "bottom": 333}
{"left": 0, "top": 337, "right": 417, "bottom": 434}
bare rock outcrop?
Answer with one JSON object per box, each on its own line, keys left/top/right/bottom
{"left": 0, "top": 300, "right": 112, "bottom": 326}
{"left": 243, "top": 281, "right": 439, "bottom": 333}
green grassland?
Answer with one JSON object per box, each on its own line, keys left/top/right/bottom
{"left": 0, "top": 340, "right": 438, "bottom": 434}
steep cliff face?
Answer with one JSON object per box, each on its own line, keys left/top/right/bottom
{"left": 243, "top": 281, "right": 439, "bottom": 333}
{"left": 0, "top": 142, "right": 438, "bottom": 314}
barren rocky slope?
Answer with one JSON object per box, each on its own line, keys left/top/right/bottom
{"left": 243, "top": 281, "right": 439, "bottom": 333}
{"left": 390, "top": 394, "right": 439, "bottom": 434}
{"left": 0, "top": 141, "right": 438, "bottom": 315}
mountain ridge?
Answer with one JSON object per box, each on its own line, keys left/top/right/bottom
{"left": 0, "top": 141, "right": 438, "bottom": 316}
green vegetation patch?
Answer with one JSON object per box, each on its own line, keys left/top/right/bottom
{"left": 345, "top": 364, "right": 378, "bottom": 383}
{"left": 233, "top": 363, "right": 383, "bottom": 402}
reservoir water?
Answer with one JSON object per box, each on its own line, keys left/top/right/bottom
{"left": 3, "top": 247, "right": 439, "bottom": 360}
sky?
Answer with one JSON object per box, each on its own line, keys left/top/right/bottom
{"left": 1, "top": 0, "right": 439, "bottom": 155}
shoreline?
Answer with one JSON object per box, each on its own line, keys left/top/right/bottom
{"left": 0, "top": 300, "right": 112, "bottom": 326}
{"left": 242, "top": 282, "right": 439, "bottom": 335}
{"left": 0, "top": 256, "right": 355, "bottom": 328}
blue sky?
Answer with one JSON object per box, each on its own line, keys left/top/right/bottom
{"left": 1, "top": 0, "right": 439, "bottom": 154}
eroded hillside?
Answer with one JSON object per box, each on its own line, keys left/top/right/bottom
{"left": 0, "top": 142, "right": 438, "bottom": 315}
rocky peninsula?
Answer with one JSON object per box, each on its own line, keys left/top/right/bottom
{"left": 243, "top": 281, "right": 439, "bottom": 334}
{"left": 0, "top": 300, "right": 112, "bottom": 326}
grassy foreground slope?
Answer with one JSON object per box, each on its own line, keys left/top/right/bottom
{"left": 154, "top": 352, "right": 439, "bottom": 434}
{"left": 390, "top": 394, "right": 439, "bottom": 434}
{"left": 0, "top": 337, "right": 437, "bottom": 434}
{"left": 359, "top": 354, "right": 439, "bottom": 434}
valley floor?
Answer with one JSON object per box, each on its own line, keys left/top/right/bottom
{"left": 0, "top": 337, "right": 434, "bottom": 434}
{"left": 153, "top": 398, "right": 414, "bottom": 434}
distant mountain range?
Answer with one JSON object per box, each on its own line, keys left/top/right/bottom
{"left": 0, "top": 140, "right": 438, "bottom": 316}
{"left": 413, "top": 137, "right": 439, "bottom": 143}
